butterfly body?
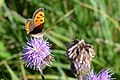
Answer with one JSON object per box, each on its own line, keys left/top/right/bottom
{"left": 25, "top": 8, "right": 45, "bottom": 38}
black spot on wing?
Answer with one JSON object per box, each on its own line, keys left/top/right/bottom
{"left": 40, "top": 14, "right": 42, "bottom": 16}
{"left": 40, "top": 20, "right": 43, "bottom": 22}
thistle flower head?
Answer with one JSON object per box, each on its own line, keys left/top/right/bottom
{"left": 88, "top": 69, "right": 114, "bottom": 80}
{"left": 66, "top": 39, "right": 95, "bottom": 76}
{"left": 21, "top": 38, "right": 54, "bottom": 73}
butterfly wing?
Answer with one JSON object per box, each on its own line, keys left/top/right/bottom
{"left": 32, "top": 8, "right": 44, "bottom": 32}
{"left": 25, "top": 19, "right": 35, "bottom": 34}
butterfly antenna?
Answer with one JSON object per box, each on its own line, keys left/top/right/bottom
{"left": 44, "top": 8, "right": 74, "bottom": 33}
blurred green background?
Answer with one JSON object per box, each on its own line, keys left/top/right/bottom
{"left": 0, "top": 0, "right": 120, "bottom": 80}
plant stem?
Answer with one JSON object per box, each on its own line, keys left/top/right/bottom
{"left": 78, "top": 76, "right": 83, "bottom": 80}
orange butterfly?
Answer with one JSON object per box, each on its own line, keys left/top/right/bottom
{"left": 25, "top": 8, "right": 44, "bottom": 38}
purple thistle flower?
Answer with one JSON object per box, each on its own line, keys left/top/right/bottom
{"left": 21, "top": 37, "right": 54, "bottom": 79}
{"left": 87, "top": 69, "right": 114, "bottom": 80}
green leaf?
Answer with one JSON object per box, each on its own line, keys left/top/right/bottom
{"left": 0, "top": 0, "right": 4, "bottom": 7}
{"left": 3, "top": 61, "right": 19, "bottom": 80}
{"left": 0, "top": 41, "right": 11, "bottom": 59}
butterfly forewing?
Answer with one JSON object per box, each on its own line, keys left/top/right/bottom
{"left": 32, "top": 8, "right": 44, "bottom": 28}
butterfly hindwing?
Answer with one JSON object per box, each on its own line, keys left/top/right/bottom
{"left": 25, "top": 19, "right": 35, "bottom": 34}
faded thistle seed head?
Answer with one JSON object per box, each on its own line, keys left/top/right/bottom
{"left": 66, "top": 39, "right": 95, "bottom": 76}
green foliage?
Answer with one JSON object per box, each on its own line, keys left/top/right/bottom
{"left": 0, "top": 0, "right": 120, "bottom": 79}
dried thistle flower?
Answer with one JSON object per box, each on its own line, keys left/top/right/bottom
{"left": 21, "top": 38, "right": 54, "bottom": 79}
{"left": 66, "top": 39, "right": 95, "bottom": 76}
